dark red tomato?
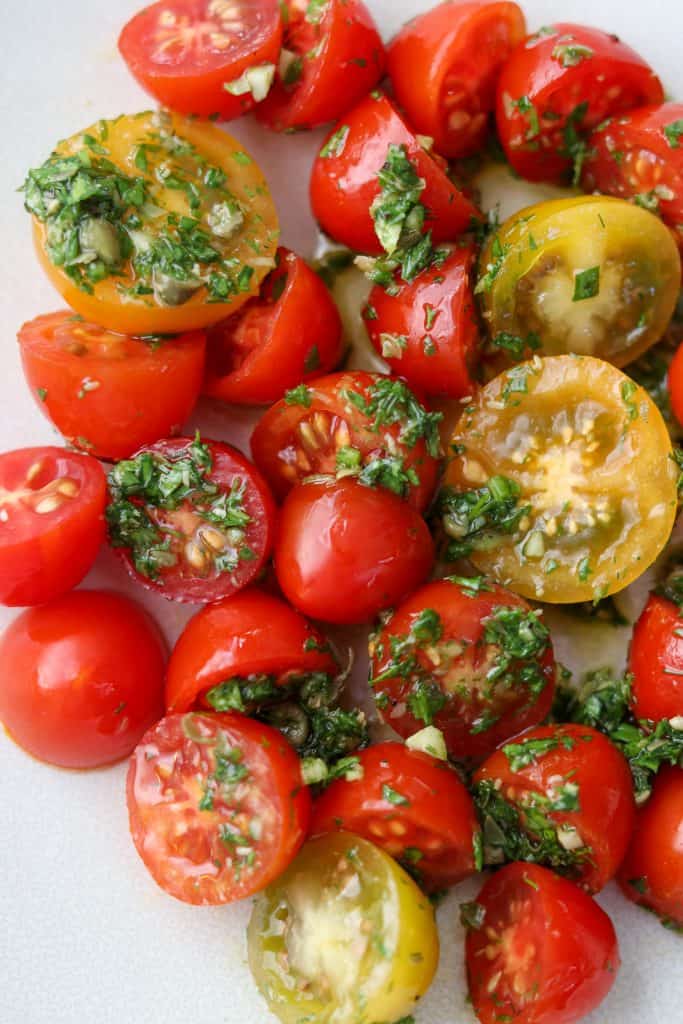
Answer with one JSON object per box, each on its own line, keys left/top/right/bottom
{"left": 0, "top": 447, "right": 106, "bottom": 607}
{"left": 365, "top": 245, "right": 479, "bottom": 399}
{"left": 166, "top": 588, "right": 338, "bottom": 713}
{"left": 583, "top": 103, "right": 683, "bottom": 245}
{"left": 0, "top": 590, "right": 166, "bottom": 768}
{"left": 466, "top": 862, "right": 620, "bottom": 1024}
{"left": 18, "top": 312, "right": 206, "bottom": 461}
{"left": 618, "top": 766, "right": 683, "bottom": 928}
{"left": 118, "top": 0, "right": 283, "bottom": 120}
{"left": 629, "top": 593, "right": 683, "bottom": 722}
{"left": 127, "top": 711, "right": 310, "bottom": 904}
{"left": 387, "top": 1, "right": 526, "bottom": 159}
{"left": 496, "top": 23, "right": 664, "bottom": 184}
{"left": 311, "top": 741, "right": 480, "bottom": 890}
{"left": 255, "top": 0, "right": 385, "bottom": 132}
{"left": 106, "top": 436, "right": 276, "bottom": 603}
{"left": 310, "top": 92, "right": 481, "bottom": 254}
{"left": 670, "top": 342, "right": 683, "bottom": 426}
{"left": 250, "top": 371, "right": 442, "bottom": 511}
{"left": 275, "top": 478, "right": 434, "bottom": 625}
{"left": 203, "top": 248, "right": 343, "bottom": 405}
{"left": 369, "top": 579, "right": 556, "bottom": 762}
{"left": 474, "top": 723, "right": 636, "bottom": 892}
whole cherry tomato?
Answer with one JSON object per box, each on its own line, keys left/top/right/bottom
{"left": 629, "top": 593, "right": 683, "bottom": 722}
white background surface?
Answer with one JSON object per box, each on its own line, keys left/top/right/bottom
{"left": 1, "top": 1, "right": 681, "bottom": 1022}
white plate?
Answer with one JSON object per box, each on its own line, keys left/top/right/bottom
{"left": 0, "top": 2, "right": 680, "bottom": 1022}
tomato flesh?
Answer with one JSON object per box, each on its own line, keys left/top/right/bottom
{"left": 628, "top": 593, "right": 683, "bottom": 722}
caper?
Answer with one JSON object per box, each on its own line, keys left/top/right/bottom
{"left": 79, "top": 217, "right": 121, "bottom": 265}
{"left": 152, "top": 269, "right": 202, "bottom": 307}
{"left": 263, "top": 702, "right": 310, "bottom": 749}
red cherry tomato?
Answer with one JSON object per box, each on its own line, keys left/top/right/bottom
{"left": 387, "top": 1, "right": 526, "bottom": 159}
{"left": 203, "top": 248, "right": 343, "bottom": 405}
{"left": 369, "top": 579, "right": 556, "bottom": 761}
{"left": 127, "top": 711, "right": 310, "bottom": 905}
{"left": 255, "top": 0, "right": 385, "bottom": 132}
{"left": 618, "top": 766, "right": 683, "bottom": 929}
{"left": 0, "top": 447, "right": 106, "bottom": 607}
{"left": 0, "top": 590, "right": 166, "bottom": 768}
{"left": 465, "top": 862, "right": 620, "bottom": 1024}
{"left": 365, "top": 246, "right": 480, "bottom": 399}
{"left": 166, "top": 588, "right": 338, "bottom": 713}
{"left": 669, "top": 342, "right": 683, "bottom": 426}
{"left": 496, "top": 23, "right": 664, "bottom": 184}
{"left": 107, "top": 436, "right": 276, "bottom": 604}
{"left": 311, "top": 741, "right": 480, "bottom": 890}
{"left": 250, "top": 371, "right": 442, "bottom": 511}
{"left": 118, "top": 0, "right": 283, "bottom": 119}
{"left": 18, "top": 312, "right": 206, "bottom": 461}
{"left": 274, "top": 478, "right": 434, "bottom": 625}
{"left": 310, "top": 92, "right": 480, "bottom": 254}
{"left": 629, "top": 593, "right": 683, "bottom": 722}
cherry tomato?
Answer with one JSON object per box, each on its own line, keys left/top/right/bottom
{"left": 369, "top": 579, "right": 556, "bottom": 761}
{"left": 0, "top": 590, "right": 166, "bottom": 768}
{"left": 203, "top": 247, "right": 343, "bottom": 405}
{"left": 24, "top": 112, "right": 278, "bottom": 335}
{"left": 106, "top": 436, "right": 276, "bottom": 603}
{"left": 309, "top": 92, "right": 480, "bottom": 254}
{"left": 496, "top": 23, "right": 663, "bottom": 184}
{"left": 248, "top": 832, "right": 439, "bottom": 1024}
{"left": 583, "top": 103, "right": 683, "bottom": 246}
{"left": 388, "top": 1, "right": 526, "bottom": 159}
{"left": 18, "top": 311, "right": 206, "bottom": 460}
{"left": 127, "top": 711, "right": 310, "bottom": 905}
{"left": 465, "top": 862, "right": 620, "bottom": 1024}
{"left": 442, "top": 355, "right": 678, "bottom": 603}
{"left": 618, "top": 766, "right": 683, "bottom": 929}
{"left": 274, "top": 478, "right": 434, "bottom": 625}
{"left": 119, "top": 0, "right": 283, "bottom": 120}
{"left": 669, "top": 341, "right": 683, "bottom": 426}
{"left": 629, "top": 593, "right": 683, "bottom": 722}
{"left": 365, "top": 245, "right": 479, "bottom": 399}
{"left": 251, "top": 371, "right": 442, "bottom": 510}
{"left": 255, "top": 0, "right": 385, "bottom": 132}
{"left": 0, "top": 447, "right": 106, "bottom": 607}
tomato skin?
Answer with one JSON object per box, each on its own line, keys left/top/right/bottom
{"left": 496, "top": 23, "right": 664, "bottom": 184}
{"left": 256, "top": 0, "right": 385, "bottom": 132}
{"left": 166, "top": 588, "right": 338, "bottom": 713}
{"left": 387, "top": 1, "right": 526, "bottom": 159}
{"left": 466, "top": 862, "right": 620, "bottom": 1024}
{"left": 0, "top": 446, "right": 106, "bottom": 607}
{"left": 0, "top": 590, "right": 166, "bottom": 768}
{"left": 628, "top": 594, "right": 683, "bottom": 722}
{"left": 366, "top": 246, "right": 479, "bottom": 399}
{"left": 618, "top": 766, "right": 683, "bottom": 928}
{"left": 275, "top": 479, "right": 434, "bottom": 625}
{"left": 670, "top": 342, "right": 683, "bottom": 426}
{"left": 127, "top": 711, "right": 310, "bottom": 905}
{"left": 203, "top": 248, "right": 343, "bottom": 405}
{"left": 309, "top": 93, "right": 480, "bottom": 254}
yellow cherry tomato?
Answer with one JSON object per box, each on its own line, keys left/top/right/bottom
{"left": 247, "top": 832, "right": 439, "bottom": 1024}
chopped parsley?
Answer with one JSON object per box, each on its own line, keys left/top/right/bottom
{"left": 342, "top": 377, "right": 442, "bottom": 456}
{"left": 488, "top": 331, "right": 541, "bottom": 360}
{"left": 382, "top": 785, "right": 410, "bottom": 807}
{"left": 572, "top": 265, "right": 600, "bottom": 301}
{"left": 475, "top": 236, "right": 509, "bottom": 294}
{"left": 284, "top": 384, "right": 312, "bottom": 407}
{"left": 562, "top": 101, "right": 589, "bottom": 185}
{"left": 552, "top": 42, "right": 594, "bottom": 67}
{"left": 319, "top": 125, "right": 350, "bottom": 159}
{"left": 438, "top": 476, "right": 530, "bottom": 560}
{"left": 512, "top": 95, "right": 540, "bottom": 139}
{"left": 664, "top": 119, "right": 683, "bottom": 148}
{"left": 503, "top": 733, "right": 575, "bottom": 772}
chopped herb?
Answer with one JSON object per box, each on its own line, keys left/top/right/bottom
{"left": 37, "top": 387, "right": 48, "bottom": 402}
{"left": 512, "top": 95, "right": 540, "bottom": 140}
{"left": 502, "top": 735, "right": 575, "bottom": 772}
{"left": 552, "top": 42, "right": 594, "bottom": 67}
{"left": 475, "top": 235, "right": 509, "bottom": 294}
{"left": 577, "top": 557, "right": 593, "bottom": 582}
{"left": 304, "top": 345, "right": 320, "bottom": 373}
{"left": 460, "top": 901, "right": 486, "bottom": 930}
{"left": 342, "top": 377, "right": 442, "bottom": 456}
{"left": 621, "top": 379, "right": 639, "bottom": 421}
{"left": 320, "top": 125, "right": 350, "bottom": 159}
{"left": 407, "top": 680, "right": 447, "bottom": 726}
{"left": 379, "top": 332, "right": 408, "bottom": 359}
{"left": 382, "top": 785, "right": 410, "bottom": 806}
{"left": 488, "top": 331, "right": 541, "bottom": 360}
{"left": 284, "top": 384, "right": 312, "bottom": 407}
{"left": 438, "top": 475, "right": 530, "bottom": 560}
{"left": 446, "top": 574, "right": 490, "bottom": 597}
{"left": 664, "top": 119, "right": 683, "bottom": 148}
{"left": 572, "top": 265, "right": 600, "bottom": 301}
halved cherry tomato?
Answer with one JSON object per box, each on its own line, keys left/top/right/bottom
{"left": 465, "top": 862, "right": 620, "bottom": 1024}
{"left": 0, "top": 590, "right": 166, "bottom": 768}
{"left": 203, "top": 247, "right": 343, "bottom": 405}
{"left": 309, "top": 92, "right": 480, "bottom": 254}
{"left": 442, "top": 355, "right": 678, "bottom": 603}
{"left": 496, "top": 23, "right": 664, "bottom": 184}
{"left": 106, "top": 436, "right": 276, "bottom": 603}
{"left": 365, "top": 245, "right": 479, "bottom": 399}
{"left": 24, "top": 111, "right": 278, "bottom": 335}
{"left": 248, "top": 832, "right": 439, "bottom": 1024}
{"left": 629, "top": 593, "right": 683, "bottom": 722}
{"left": 255, "top": 0, "right": 385, "bottom": 132}
{"left": 369, "top": 579, "right": 556, "bottom": 761}
{"left": 166, "top": 588, "right": 338, "bottom": 713}
{"left": 18, "top": 311, "right": 206, "bottom": 460}
{"left": 127, "top": 711, "right": 310, "bottom": 905}
{"left": 275, "top": 478, "right": 434, "bottom": 625}
{"left": 388, "top": 1, "right": 526, "bottom": 159}
{"left": 251, "top": 371, "right": 442, "bottom": 510}
{"left": 0, "top": 447, "right": 106, "bottom": 607}
{"left": 618, "top": 766, "right": 683, "bottom": 929}
{"left": 311, "top": 741, "right": 480, "bottom": 890}
{"left": 119, "top": 0, "right": 283, "bottom": 120}
{"left": 669, "top": 341, "right": 683, "bottom": 426}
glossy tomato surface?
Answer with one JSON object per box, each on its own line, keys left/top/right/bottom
{"left": 670, "top": 340, "right": 683, "bottom": 426}
{"left": 629, "top": 593, "right": 683, "bottom": 722}
{"left": 0, "top": 590, "right": 166, "bottom": 768}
